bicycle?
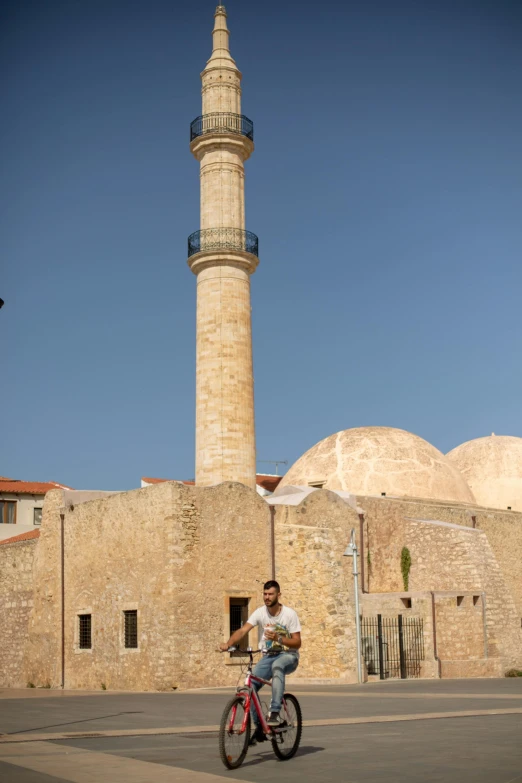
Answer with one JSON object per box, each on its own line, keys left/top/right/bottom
{"left": 218, "top": 647, "right": 302, "bottom": 769}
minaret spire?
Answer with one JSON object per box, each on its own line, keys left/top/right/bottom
{"left": 211, "top": 5, "right": 231, "bottom": 56}
{"left": 187, "top": 8, "right": 258, "bottom": 489}
{"left": 204, "top": 4, "right": 239, "bottom": 82}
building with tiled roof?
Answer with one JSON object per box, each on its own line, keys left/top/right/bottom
{"left": 0, "top": 529, "right": 40, "bottom": 546}
{"left": 0, "top": 478, "right": 71, "bottom": 542}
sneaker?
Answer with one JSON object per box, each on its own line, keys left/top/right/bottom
{"left": 267, "top": 712, "right": 281, "bottom": 727}
{"left": 249, "top": 726, "right": 266, "bottom": 745}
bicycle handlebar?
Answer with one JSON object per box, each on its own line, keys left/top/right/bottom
{"left": 219, "top": 647, "right": 263, "bottom": 654}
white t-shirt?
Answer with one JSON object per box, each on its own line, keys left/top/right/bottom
{"left": 247, "top": 605, "right": 301, "bottom": 655}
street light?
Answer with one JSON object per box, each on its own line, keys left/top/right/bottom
{"left": 343, "top": 528, "right": 363, "bottom": 684}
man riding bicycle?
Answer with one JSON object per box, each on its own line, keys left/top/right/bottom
{"left": 220, "top": 580, "right": 301, "bottom": 743}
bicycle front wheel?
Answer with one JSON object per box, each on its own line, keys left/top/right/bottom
{"left": 219, "top": 695, "right": 251, "bottom": 769}
{"left": 271, "top": 693, "right": 302, "bottom": 760}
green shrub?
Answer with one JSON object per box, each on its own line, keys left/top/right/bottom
{"left": 505, "top": 668, "right": 522, "bottom": 677}
{"left": 401, "top": 547, "right": 412, "bottom": 591}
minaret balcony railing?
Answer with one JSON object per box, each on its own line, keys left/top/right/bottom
{"left": 190, "top": 113, "right": 254, "bottom": 142}
{"left": 188, "top": 228, "right": 259, "bottom": 258}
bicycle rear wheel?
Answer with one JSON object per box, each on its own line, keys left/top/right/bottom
{"left": 271, "top": 693, "right": 302, "bottom": 760}
{"left": 219, "top": 695, "right": 251, "bottom": 769}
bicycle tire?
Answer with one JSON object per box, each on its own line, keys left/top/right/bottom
{"left": 219, "top": 695, "right": 251, "bottom": 770}
{"left": 271, "top": 693, "right": 302, "bottom": 760}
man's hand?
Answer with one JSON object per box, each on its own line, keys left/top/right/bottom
{"left": 264, "top": 629, "right": 278, "bottom": 642}
{"left": 219, "top": 622, "right": 253, "bottom": 653}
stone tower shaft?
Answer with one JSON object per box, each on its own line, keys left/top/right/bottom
{"left": 188, "top": 6, "right": 258, "bottom": 489}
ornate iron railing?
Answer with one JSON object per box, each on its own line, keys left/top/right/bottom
{"left": 190, "top": 113, "right": 254, "bottom": 142}
{"left": 188, "top": 228, "right": 259, "bottom": 258}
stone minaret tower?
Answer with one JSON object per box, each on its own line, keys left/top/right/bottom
{"left": 188, "top": 5, "right": 258, "bottom": 489}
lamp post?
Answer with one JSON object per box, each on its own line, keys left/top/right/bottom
{"left": 344, "top": 528, "right": 363, "bottom": 684}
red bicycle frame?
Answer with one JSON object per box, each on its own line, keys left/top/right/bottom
{"left": 228, "top": 651, "right": 287, "bottom": 736}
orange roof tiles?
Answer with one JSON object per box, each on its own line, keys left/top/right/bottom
{"left": 0, "top": 480, "right": 71, "bottom": 495}
{"left": 0, "top": 529, "right": 40, "bottom": 546}
{"left": 256, "top": 474, "right": 283, "bottom": 493}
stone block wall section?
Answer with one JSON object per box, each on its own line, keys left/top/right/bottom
{"left": 22, "top": 489, "right": 65, "bottom": 688}
{"left": 434, "top": 593, "right": 485, "bottom": 661}
{"left": 359, "top": 494, "right": 522, "bottom": 621}
{"left": 476, "top": 511, "right": 522, "bottom": 617}
{"left": 2, "top": 485, "right": 521, "bottom": 690}
{"left": 23, "top": 482, "right": 271, "bottom": 691}
{"left": 357, "top": 498, "right": 522, "bottom": 672}
{"left": 0, "top": 538, "right": 37, "bottom": 687}
{"left": 361, "top": 591, "right": 503, "bottom": 679}
{"left": 273, "top": 490, "right": 359, "bottom": 683}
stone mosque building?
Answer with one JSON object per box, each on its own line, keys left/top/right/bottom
{"left": 1, "top": 7, "right": 521, "bottom": 691}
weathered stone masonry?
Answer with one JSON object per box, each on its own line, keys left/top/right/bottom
{"left": 0, "top": 538, "right": 36, "bottom": 688}
{"left": 1, "top": 482, "right": 521, "bottom": 690}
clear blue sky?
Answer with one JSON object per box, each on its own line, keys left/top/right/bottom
{"left": 2, "top": 0, "right": 521, "bottom": 490}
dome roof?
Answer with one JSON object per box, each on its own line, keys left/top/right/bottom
{"left": 446, "top": 435, "right": 522, "bottom": 512}
{"left": 279, "top": 426, "right": 475, "bottom": 504}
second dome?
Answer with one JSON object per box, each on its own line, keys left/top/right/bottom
{"left": 279, "top": 426, "right": 475, "bottom": 504}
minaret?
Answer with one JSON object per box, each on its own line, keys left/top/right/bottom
{"left": 188, "top": 6, "right": 258, "bottom": 489}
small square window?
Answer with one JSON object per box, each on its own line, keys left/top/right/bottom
{"left": 33, "top": 508, "right": 43, "bottom": 526}
{"left": 401, "top": 598, "right": 412, "bottom": 609}
{"left": 473, "top": 595, "right": 480, "bottom": 606}
{"left": 78, "top": 614, "right": 92, "bottom": 649}
{"left": 124, "top": 610, "right": 138, "bottom": 649}
{"left": 457, "top": 596, "right": 464, "bottom": 607}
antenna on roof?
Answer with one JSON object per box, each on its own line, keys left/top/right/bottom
{"left": 258, "top": 460, "right": 288, "bottom": 476}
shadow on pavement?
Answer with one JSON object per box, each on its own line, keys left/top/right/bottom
{"left": 241, "top": 745, "right": 325, "bottom": 767}
{"left": 10, "top": 712, "right": 144, "bottom": 735}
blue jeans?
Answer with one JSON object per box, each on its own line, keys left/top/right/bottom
{"left": 251, "top": 652, "right": 299, "bottom": 722}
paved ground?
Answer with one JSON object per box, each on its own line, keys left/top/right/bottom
{"left": 1, "top": 679, "right": 521, "bottom": 782}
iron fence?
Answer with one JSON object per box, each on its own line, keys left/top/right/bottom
{"left": 361, "top": 614, "right": 425, "bottom": 679}
{"left": 190, "top": 113, "right": 254, "bottom": 142}
{"left": 188, "top": 228, "right": 259, "bottom": 258}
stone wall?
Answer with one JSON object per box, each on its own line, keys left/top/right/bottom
{"left": 273, "top": 490, "right": 359, "bottom": 682}
{"left": 4, "top": 484, "right": 521, "bottom": 691}
{"left": 358, "top": 498, "right": 522, "bottom": 672}
{"left": 0, "top": 538, "right": 37, "bottom": 687}
{"left": 359, "top": 494, "right": 522, "bottom": 625}
{"left": 24, "top": 482, "right": 271, "bottom": 691}
{"left": 434, "top": 592, "right": 485, "bottom": 660}
{"left": 476, "top": 511, "right": 522, "bottom": 618}
{"left": 23, "top": 489, "right": 65, "bottom": 688}
{"left": 361, "top": 589, "right": 505, "bottom": 679}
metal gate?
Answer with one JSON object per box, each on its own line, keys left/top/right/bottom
{"left": 361, "top": 614, "right": 425, "bottom": 679}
